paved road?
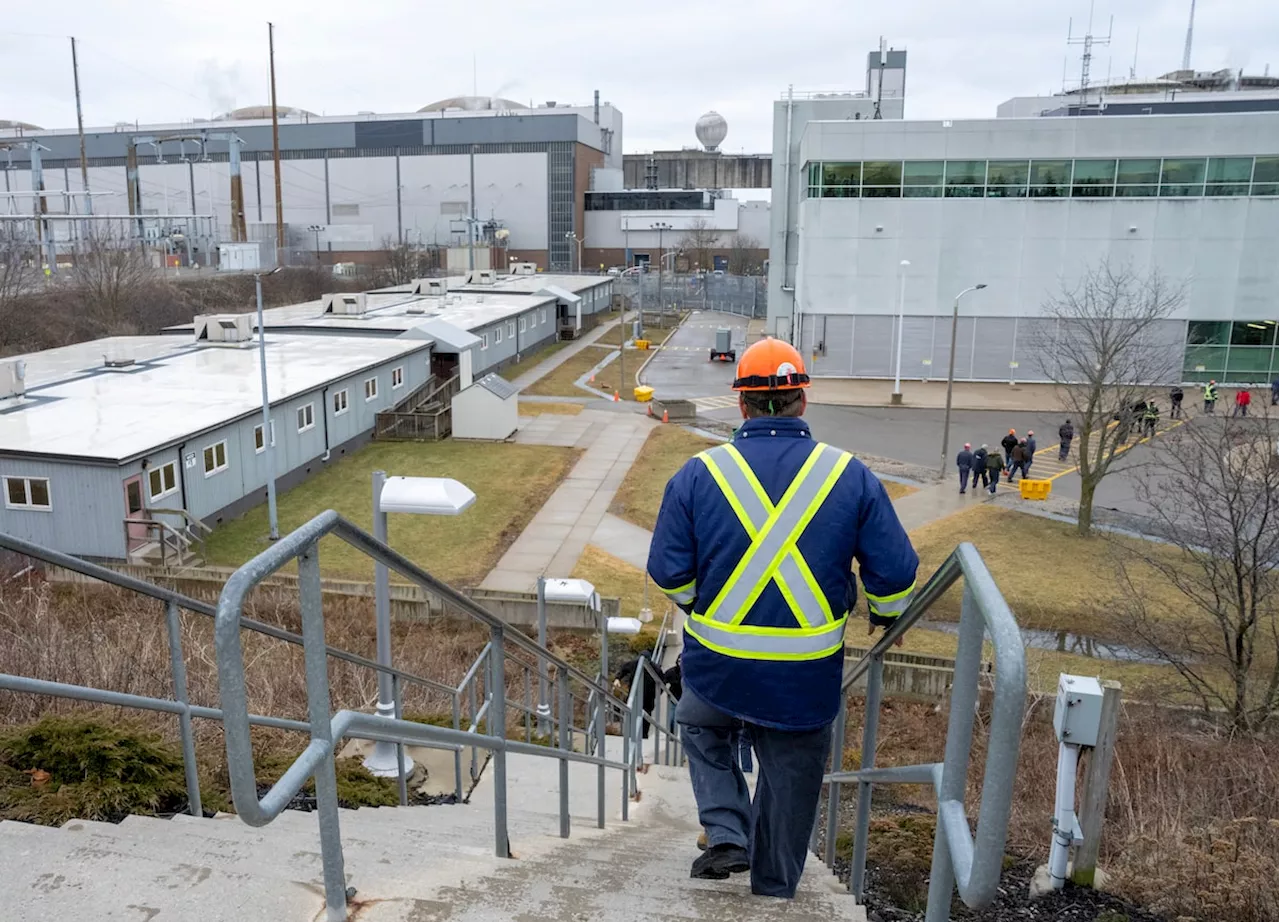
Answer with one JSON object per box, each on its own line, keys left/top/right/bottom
{"left": 639, "top": 311, "right": 748, "bottom": 400}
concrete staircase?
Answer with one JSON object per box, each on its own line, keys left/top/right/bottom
{"left": 0, "top": 743, "right": 864, "bottom": 922}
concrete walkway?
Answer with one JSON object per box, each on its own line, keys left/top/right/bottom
{"left": 889, "top": 480, "right": 993, "bottom": 532}
{"left": 478, "top": 408, "right": 655, "bottom": 592}
{"left": 810, "top": 378, "right": 1067, "bottom": 412}
{"left": 590, "top": 513, "right": 652, "bottom": 571}
{"left": 508, "top": 313, "right": 630, "bottom": 391}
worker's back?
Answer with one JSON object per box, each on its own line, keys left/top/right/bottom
{"left": 650, "top": 416, "right": 916, "bottom": 731}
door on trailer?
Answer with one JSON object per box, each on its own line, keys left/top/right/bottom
{"left": 123, "top": 475, "right": 150, "bottom": 550}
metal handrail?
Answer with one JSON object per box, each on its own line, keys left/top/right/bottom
{"left": 820, "top": 542, "right": 1026, "bottom": 922}
{"left": 214, "top": 511, "right": 636, "bottom": 921}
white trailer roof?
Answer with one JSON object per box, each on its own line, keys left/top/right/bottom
{"left": 0, "top": 334, "right": 430, "bottom": 463}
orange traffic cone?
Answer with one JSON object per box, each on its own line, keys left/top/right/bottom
{"left": 662, "top": 408, "right": 669, "bottom": 423}
{"left": 613, "top": 390, "right": 620, "bottom": 402}
{"left": 647, "top": 402, "right": 654, "bottom": 417}
{"left": 588, "top": 372, "right": 595, "bottom": 384}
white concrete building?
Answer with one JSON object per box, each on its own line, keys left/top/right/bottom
{"left": 767, "top": 106, "right": 1279, "bottom": 384}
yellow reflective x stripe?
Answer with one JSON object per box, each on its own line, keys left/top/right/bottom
{"left": 698, "top": 443, "right": 828, "bottom": 627}
{"left": 685, "top": 613, "right": 848, "bottom": 661}
{"left": 698, "top": 443, "right": 851, "bottom": 629}
{"left": 656, "top": 577, "right": 697, "bottom": 606}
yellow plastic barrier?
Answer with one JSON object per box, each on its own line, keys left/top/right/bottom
{"left": 634, "top": 339, "right": 651, "bottom": 350}
{"left": 633, "top": 385, "right": 654, "bottom": 402}
{"left": 1019, "top": 479, "right": 1052, "bottom": 500}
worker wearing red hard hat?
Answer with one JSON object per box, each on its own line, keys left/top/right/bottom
{"left": 647, "top": 337, "right": 918, "bottom": 897}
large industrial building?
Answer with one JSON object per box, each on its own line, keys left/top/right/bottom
{"left": 0, "top": 95, "right": 622, "bottom": 271}
{"left": 0, "top": 269, "right": 614, "bottom": 561}
{"left": 767, "top": 77, "right": 1279, "bottom": 385}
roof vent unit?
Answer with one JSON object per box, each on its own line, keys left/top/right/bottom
{"left": 405, "top": 298, "right": 427, "bottom": 315}
{"left": 511, "top": 262, "right": 537, "bottom": 276}
{"left": 323, "top": 292, "right": 368, "bottom": 316}
{"left": 0, "top": 360, "right": 26, "bottom": 400}
{"left": 195, "top": 313, "right": 255, "bottom": 344}
{"left": 102, "top": 347, "right": 136, "bottom": 368}
{"left": 468, "top": 269, "right": 497, "bottom": 285}
{"left": 413, "top": 278, "right": 450, "bottom": 297}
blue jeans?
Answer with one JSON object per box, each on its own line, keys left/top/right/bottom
{"left": 957, "top": 469, "right": 969, "bottom": 492}
{"left": 677, "top": 688, "right": 832, "bottom": 898}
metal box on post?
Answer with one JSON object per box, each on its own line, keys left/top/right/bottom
{"left": 710, "top": 328, "right": 735, "bottom": 362}
{"left": 1053, "top": 674, "right": 1104, "bottom": 746}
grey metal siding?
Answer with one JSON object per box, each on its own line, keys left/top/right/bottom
{"left": 0, "top": 459, "right": 126, "bottom": 559}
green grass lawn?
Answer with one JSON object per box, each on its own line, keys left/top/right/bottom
{"left": 610, "top": 425, "right": 720, "bottom": 530}
{"left": 203, "top": 440, "right": 579, "bottom": 587}
{"left": 497, "top": 340, "right": 572, "bottom": 382}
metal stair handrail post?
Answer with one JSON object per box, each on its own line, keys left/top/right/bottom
{"left": 821, "top": 541, "right": 1026, "bottom": 921}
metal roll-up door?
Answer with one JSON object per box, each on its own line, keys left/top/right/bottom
{"left": 970, "top": 316, "right": 1018, "bottom": 381}
{"left": 1015, "top": 318, "right": 1058, "bottom": 382}
{"left": 899, "top": 316, "right": 936, "bottom": 381}
{"left": 851, "top": 315, "right": 895, "bottom": 378}
{"left": 810, "top": 315, "right": 854, "bottom": 376}
{"left": 931, "top": 316, "right": 977, "bottom": 381}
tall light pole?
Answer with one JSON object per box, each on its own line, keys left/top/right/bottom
{"left": 651, "top": 221, "right": 671, "bottom": 329}
{"left": 891, "top": 259, "right": 911, "bottom": 404}
{"left": 307, "top": 224, "right": 322, "bottom": 263}
{"left": 939, "top": 284, "right": 988, "bottom": 478}
{"left": 564, "top": 231, "right": 582, "bottom": 273}
{"left": 255, "top": 266, "right": 283, "bottom": 540}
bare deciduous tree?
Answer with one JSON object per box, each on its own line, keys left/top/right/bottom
{"left": 677, "top": 218, "right": 720, "bottom": 274}
{"left": 1113, "top": 418, "right": 1278, "bottom": 734}
{"left": 378, "top": 236, "right": 425, "bottom": 286}
{"left": 726, "top": 233, "right": 762, "bottom": 276}
{"left": 0, "top": 224, "right": 38, "bottom": 352}
{"left": 1036, "top": 261, "right": 1184, "bottom": 534}
{"left": 74, "top": 227, "right": 160, "bottom": 330}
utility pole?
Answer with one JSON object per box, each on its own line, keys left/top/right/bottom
{"left": 70, "top": 37, "right": 91, "bottom": 217}
{"left": 268, "top": 22, "right": 285, "bottom": 256}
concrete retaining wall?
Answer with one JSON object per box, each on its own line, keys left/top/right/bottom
{"left": 45, "top": 564, "right": 620, "bottom": 632}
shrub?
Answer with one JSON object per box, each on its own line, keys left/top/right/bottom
{"left": 0, "top": 716, "right": 188, "bottom": 824}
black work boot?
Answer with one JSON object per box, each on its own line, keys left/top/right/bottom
{"left": 690, "top": 843, "right": 750, "bottom": 880}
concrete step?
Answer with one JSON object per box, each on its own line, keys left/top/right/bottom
{"left": 58, "top": 815, "right": 506, "bottom": 898}
{"left": 0, "top": 819, "right": 322, "bottom": 922}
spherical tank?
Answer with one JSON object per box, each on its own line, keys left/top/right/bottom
{"left": 695, "top": 111, "right": 728, "bottom": 152}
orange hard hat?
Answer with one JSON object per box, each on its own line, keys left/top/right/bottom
{"left": 732, "top": 337, "right": 810, "bottom": 392}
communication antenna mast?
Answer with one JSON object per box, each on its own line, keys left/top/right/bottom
{"left": 1181, "top": 0, "right": 1196, "bottom": 71}
{"left": 873, "top": 36, "right": 886, "bottom": 120}
{"left": 1067, "top": 1, "right": 1113, "bottom": 96}
{"left": 1130, "top": 27, "right": 1140, "bottom": 79}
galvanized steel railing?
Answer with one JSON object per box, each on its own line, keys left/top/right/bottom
{"left": 817, "top": 542, "right": 1026, "bottom": 922}
{"left": 214, "top": 510, "right": 637, "bottom": 922}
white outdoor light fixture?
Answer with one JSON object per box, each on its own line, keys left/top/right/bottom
{"left": 364, "top": 471, "right": 475, "bottom": 778}
{"left": 535, "top": 577, "right": 609, "bottom": 735}
{"left": 379, "top": 475, "right": 476, "bottom": 516}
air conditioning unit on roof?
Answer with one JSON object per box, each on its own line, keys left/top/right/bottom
{"left": 195, "top": 313, "right": 254, "bottom": 344}
{"left": 0, "top": 360, "right": 26, "bottom": 400}
{"left": 511, "top": 262, "right": 537, "bottom": 276}
{"left": 323, "top": 292, "right": 368, "bottom": 316}
{"left": 414, "top": 278, "right": 449, "bottom": 297}
{"left": 468, "top": 269, "right": 496, "bottom": 285}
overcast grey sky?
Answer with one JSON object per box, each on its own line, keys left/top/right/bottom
{"left": 1, "top": 0, "right": 1276, "bottom": 153}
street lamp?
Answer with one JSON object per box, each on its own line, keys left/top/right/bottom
{"left": 307, "top": 224, "right": 322, "bottom": 263}
{"left": 365, "top": 471, "right": 476, "bottom": 778}
{"left": 254, "top": 266, "right": 283, "bottom": 540}
{"left": 535, "top": 577, "right": 602, "bottom": 735}
{"left": 939, "top": 284, "right": 988, "bottom": 478}
{"left": 564, "top": 231, "right": 583, "bottom": 273}
{"left": 651, "top": 222, "right": 672, "bottom": 333}
{"left": 891, "top": 259, "right": 911, "bottom": 404}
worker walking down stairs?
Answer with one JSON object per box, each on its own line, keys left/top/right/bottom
{"left": 647, "top": 337, "right": 919, "bottom": 899}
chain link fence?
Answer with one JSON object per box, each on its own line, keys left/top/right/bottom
{"left": 613, "top": 272, "right": 766, "bottom": 318}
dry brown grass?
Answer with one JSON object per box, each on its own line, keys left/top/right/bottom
{"left": 908, "top": 505, "right": 1200, "bottom": 640}
{"left": 880, "top": 480, "right": 919, "bottom": 501}
{"left": 522, "top": 344, "right": 619, "bottom": 398}
{"left": 497, "top": 340, "right": 572, "bottom": 382}
{"left": 841, "top": 698, "right": 1279, "bottom": 922}
{"left": 518, "top": 401, "right": 584, "bottom": 417}
{"left": 610, "top": 425, "right": 720, "bottom": 531}
{"left": 0, "top": 579, "right": 490, "bottom": 769}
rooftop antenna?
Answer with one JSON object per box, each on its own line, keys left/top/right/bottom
{"left": 1181, "top": 0, "right": 1195, "bottom": 70}
{"left": 1067, "top": 1, "right": 1112, "bottom": 97}
{"left": 872, "top": 36, "right": 886, "bottom": 119}
{"left": 1130, "top": 27, "right": 1140, "bottom": 79}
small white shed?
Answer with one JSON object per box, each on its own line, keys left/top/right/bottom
{"left": 452, "top": 373, "right": 519, "bottom": 441}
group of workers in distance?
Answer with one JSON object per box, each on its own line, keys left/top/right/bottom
{"left": 953, "top": 430, "right": 1042, "bottom": 495}
{"left": 645, "top": 337, "right": 918, "bottom": 899}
